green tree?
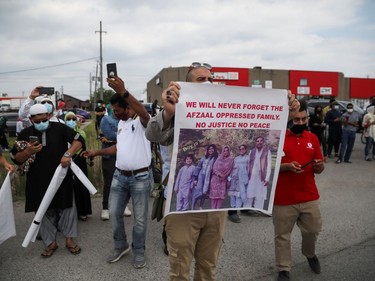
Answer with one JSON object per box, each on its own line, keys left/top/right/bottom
{"left": 92, "top": 88, "right": 115, "bottom": 105}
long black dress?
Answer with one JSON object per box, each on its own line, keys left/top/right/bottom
{"left": 10, "top": 122, "right": 85, "bottom": 213}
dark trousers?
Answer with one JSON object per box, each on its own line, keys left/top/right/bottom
{"left": 102, "top": 156, "right": 116, "bottom": 209}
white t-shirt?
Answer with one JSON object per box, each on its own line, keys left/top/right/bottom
{"left": 115, "top": 117, "right": 151, "bottom": 170}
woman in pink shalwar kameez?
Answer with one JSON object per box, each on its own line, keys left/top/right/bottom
{"left": 209, "top": 145, "right": 234, "bottom": 209}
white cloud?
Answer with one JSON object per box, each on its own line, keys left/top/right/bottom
{"left": 0, "top": 0, "right": 374, "bottom": 100}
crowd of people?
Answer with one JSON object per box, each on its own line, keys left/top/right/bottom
{"left": 0, "top": 63, "right": 373, "bottom": 281}
{"left": 307, "top": 97, "right": 374, "bottom": 164}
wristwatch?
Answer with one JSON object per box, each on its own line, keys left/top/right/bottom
{"left": 123, "top": 90, "right": 130, "bottom": 98}
{"left": 63, "top": 152, "right": 72, "bottom": 158}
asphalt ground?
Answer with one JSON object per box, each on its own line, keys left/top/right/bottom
{"left": 1, "top": 134, "right": 374, "bottom": 281}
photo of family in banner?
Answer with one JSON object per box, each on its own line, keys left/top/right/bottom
{"left": 169, "top": 128, "right": 281, "bottom": 214}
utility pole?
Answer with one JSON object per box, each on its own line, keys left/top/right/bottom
{"left": 89, "top": 72, "right": 92, "bottom": 101}
{"left": 95, "top": 21, "right": 107, "bottom": 100}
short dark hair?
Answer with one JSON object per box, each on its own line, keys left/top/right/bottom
{"left": 298, "top": 100, "right": 307, "bottom": 112}
{"left": 110, "top": 93, "right": 128, "bottom": 109}
{"left": 347, "top": 103, "right": 353, "bottom": 108}
{"left": 185, "top": 154, "right": 194, "bottom": 162}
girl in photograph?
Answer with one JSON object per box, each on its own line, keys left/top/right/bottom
{"left": 191, "top": 144, "right": 218, "bottom": 210}
{"left": 174, "top": 154, "right": 196, "bottom": 211}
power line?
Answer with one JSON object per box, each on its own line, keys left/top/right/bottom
{"left": 0, "top": 57, "right": 98, "bottom": 75}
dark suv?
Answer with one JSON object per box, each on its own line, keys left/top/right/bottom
{"left": 0, "top": 112, "right": 18, "bottom": 137}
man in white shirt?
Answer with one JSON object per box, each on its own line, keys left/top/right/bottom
{"left": 82, "top": 76, "right": 152, "bottom": 269}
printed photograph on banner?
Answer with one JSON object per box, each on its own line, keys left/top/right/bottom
{"left": 164, "top": 82, "right": 289, "bottom": 216}
{"left": 169, "top": 129, "right": 281, "bottom": 213}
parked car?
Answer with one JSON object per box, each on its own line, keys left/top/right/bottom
{"left": 0, "top": 112, "right": 18, "bottom": 137}
{"left": 66, "top": 108, "right": 91, "bottom": 119}
{"left": 75, "top": 114, "right": 86, "bottom": 123}
{"left": 306, "top": 98, "right": 365, "bottom": 132}
{"left": 141, "top": 102, "right": 160, "bottom": 116}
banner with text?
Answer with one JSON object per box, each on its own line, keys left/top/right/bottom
{"left": 165, "top": 83, "right": 289, "bottom": 216}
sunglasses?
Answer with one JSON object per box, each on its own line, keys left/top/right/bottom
{"left": 188, "top": 62, "right": 212, "bottom": 71}
{"left": 41, "top": 101, "right": 53, "bottom": 105}
{"left": 33, "top": 119, "right": 49, "bottom": 124}
{"left": 66, "top": 118, "right": 77, "bottom": 121}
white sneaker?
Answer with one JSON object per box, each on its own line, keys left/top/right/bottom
{"left": 101, "top": 209, "right": 109, "bottom": 220}
{"left": 124, "top": 206, "right": 132, "bottom": 217}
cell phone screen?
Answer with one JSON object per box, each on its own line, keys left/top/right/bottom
{"left": 106, "top": 63, "right": 117, "bottom": 77}
{"left": 29, "top": 136, "right": 39, "bottom": 144}
{"left": 39, "top": 87, "right": 55, "bottom": 95}
{"left": 300, "top": 160, "right": 314, "bottom": 169}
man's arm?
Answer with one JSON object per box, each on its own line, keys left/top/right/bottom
{"left": 145, "top": 81, "right": 180, "bottom": 145}
{"left": 81, "top": 145, "right": 117, "bottom": 159}
{"left": 19, "top": 87, "right": 42, "bottom": 127}
{"left": 107, "top": 76, "right": 150, "bottom": 127}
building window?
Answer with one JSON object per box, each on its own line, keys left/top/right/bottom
{"left": 300, "top": 78, "right": 308, "bottom": 86}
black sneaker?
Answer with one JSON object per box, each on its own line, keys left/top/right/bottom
{"left": 277, "top": 271, "right": 290, "bottom": 281}
{"left": 228, "top": 213, "right": 241, "bottom": 223}
{"left": 335, "top": 159, "right": 341, "bottom": 164}
{"left": 307, "top": 255, "right": 321, "bottom": 274}
{"left": 344, "top": 160, "right": 352, "bottom": 163}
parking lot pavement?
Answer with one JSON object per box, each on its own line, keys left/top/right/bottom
{"left": 1, "top": 135, "right": 375, "bottom": 281}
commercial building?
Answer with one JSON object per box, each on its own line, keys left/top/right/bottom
{"left": 146, "top": 66, "right": 375, "bottom": 108}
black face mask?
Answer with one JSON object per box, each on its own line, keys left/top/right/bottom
{"left": 290, "top": 124, "right": 307, "bottom": 134}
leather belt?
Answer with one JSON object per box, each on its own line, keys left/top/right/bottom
{"left": 116, "top": 166, "right": 149, "bottom": 177}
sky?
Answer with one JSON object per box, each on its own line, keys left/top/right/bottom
{"left": 0, "top": 0, "right": 374, "bottom": 101}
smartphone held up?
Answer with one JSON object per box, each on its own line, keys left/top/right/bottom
{"left": 106, "top": 63, "right": 117, "bottom": 78}
{"left": 39, "top": 87, "right": 55, "bottom": 96}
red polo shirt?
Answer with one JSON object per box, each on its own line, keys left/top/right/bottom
{"left": 274, "top": 130, "right": 323, "bottom": 205}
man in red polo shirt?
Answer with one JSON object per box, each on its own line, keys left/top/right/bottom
{"left": 273, "top": 101, "right": 325, "bottom": 281}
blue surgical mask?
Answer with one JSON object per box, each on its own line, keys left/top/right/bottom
{"left": 66, "top": 120, "right": 76, "bottom": 129}
{"left": 44, "top": 103, "right": 53, "bottom": 114}
{"left": 34, "top": 120, "right": 49, "bottom": 132}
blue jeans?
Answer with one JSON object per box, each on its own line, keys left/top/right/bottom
{"left": 364, "top": 137, "right": 375, "bottom": 157}
{"left": 339, "top": 129, "right": 356, "bottom": 161}
{"left": 109, "top": 169, "right": 152, "bottom": 254}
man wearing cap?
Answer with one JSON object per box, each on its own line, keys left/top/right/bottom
{"left": 10, "top": 103, "right": 85, "bottom": 258}
{"left": 19, "top": 87, "right": 64, "bottom": 128}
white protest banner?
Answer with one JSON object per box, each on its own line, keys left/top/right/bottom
{"left": 164, "top": 82, "right": 288, "bottom": 216}
{"left": 22, "top": 165, "right": 67, "bottom": 247}
{"left": 0, "top": 172, "right": 16, "bottom": 244}
{"left": 70, "top": 161, "right": 97, "bottom": 195}
{"left": 22, "top": 162, "right": 97, "bottom": 247}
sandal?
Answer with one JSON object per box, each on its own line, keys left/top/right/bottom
{"left": 66, "top": 241, "right": 81, "bottom": 255}
{"left": 41, "top": 242, "right": 58, "bottom": 258}
{"left": 79, "top": 215, "right": 88, "bottom": 221}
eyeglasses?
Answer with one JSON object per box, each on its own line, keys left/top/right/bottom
{"left": 33, "top": 119, "right": 49, "bottom": 124}
{"left": 189, "top": 62, "right": 212, "bottom": 71}
{"left": 66, "top": 118, "right": 77, "bottom": 121}
{"left": 41, "top": 101, "right": 53, "bottom": 105}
